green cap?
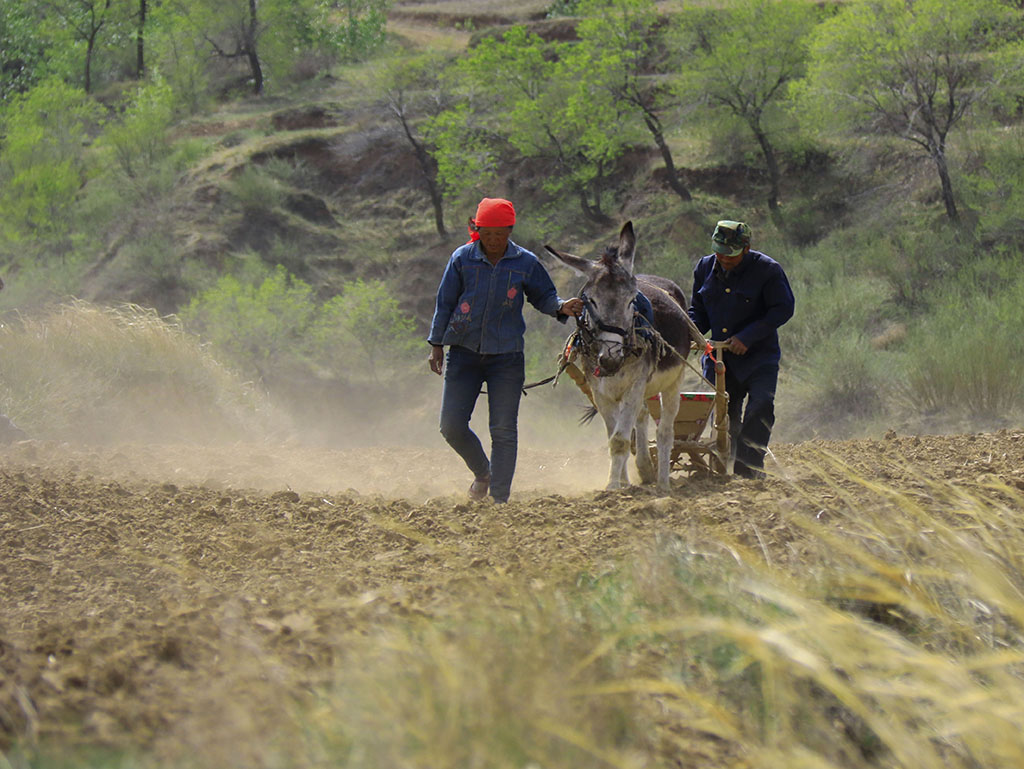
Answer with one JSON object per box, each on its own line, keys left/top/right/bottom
{"left": 711, "top": 220, "right": 751, "bottom": 256}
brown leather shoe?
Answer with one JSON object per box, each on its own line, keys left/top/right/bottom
{"left": 468, "top": 475, "right": 490, "bottom": 500}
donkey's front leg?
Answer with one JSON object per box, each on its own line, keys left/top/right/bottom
{"left": 599, "top": 386, "right": 647, "bottom": 490}
{"left": 602, "top": 408, "right": 632, "bottom": 489}
{"left": 633, "top": 406, "right": 657, "bottom": 485}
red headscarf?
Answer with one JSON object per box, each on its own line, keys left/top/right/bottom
{"left": 467, "top": 197, "right": 516, "bottom": 242}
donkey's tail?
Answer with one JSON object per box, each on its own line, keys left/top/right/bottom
{"left": 579, "top": 405, "right": 599, "bottom": 425}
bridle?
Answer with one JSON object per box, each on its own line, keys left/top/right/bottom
{"left": 574, "top": 290, "right": 645, "bottom": 367}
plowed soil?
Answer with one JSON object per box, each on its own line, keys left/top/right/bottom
{"left": 3, "top": 429, "right": 1024, "bottom": 762}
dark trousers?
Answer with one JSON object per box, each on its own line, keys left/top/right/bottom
{"left": 723, "top": 363, "right": 778, "bottom": 478}
{"left": 439, "top": 346, "right": 525, "bottom": 503}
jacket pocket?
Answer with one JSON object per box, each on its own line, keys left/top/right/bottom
{"left": 502, "top": 269, "right": 529, "bottom": 309}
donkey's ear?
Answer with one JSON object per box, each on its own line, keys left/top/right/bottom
{"left": 617, "top": 221, "right": 637, "bottom": 273}
{"left": 544, "top": 245, "right": 593, "bottom": 277}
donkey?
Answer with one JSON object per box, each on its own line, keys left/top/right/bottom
{"left": 545, "top": 221, "right": 698, "bottom": 492}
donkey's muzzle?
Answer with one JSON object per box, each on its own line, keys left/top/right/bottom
{"left": 596, "top": 353, "right": 624, "bottom": 376}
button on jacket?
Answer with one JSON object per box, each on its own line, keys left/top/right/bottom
{"left": 428, "top": 241, "right": 565, "bottom": 354}
{"left": 688, "top": 250, "right": 795, "bottom": 380}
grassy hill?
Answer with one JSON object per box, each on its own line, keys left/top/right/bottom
{"left": 1, "top": 0, "right": 1021, "bottom": 446}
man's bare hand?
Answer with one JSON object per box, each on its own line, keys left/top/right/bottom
{"left": 726, "top": 337, "right": 748, "bottom": 355}
{"left": 428, "top": 345, "right": 444, "bottom": 375}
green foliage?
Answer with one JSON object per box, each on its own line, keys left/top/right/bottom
{"left": 797, "top": 0, "right": 1022, "bottom": 222}
{"left": 315, "top": 278, "right": 420, "bottom": 383}
{"left": 443, "top": 24, "right": 637, "bottom": 220}
{"left": 181, "top": 264, "right": 319, "bottom": 379}
{"left": 676, "top": 0, "right": 818, "bottom": 121}
{"left": 0, "top": 78, "right": 104, "bottom": 249}
{"left": 569, "top": 0, "right": 671, "bottom": 164}
{"left": 675, "top": 0, "right": 820, "bottom": 214}
{"left": 330, "top": 0, "right": 390, "bottom": 63}
{"left": 859, "top": 227, "right": 966, "bottom": 309}
{"left": 424, "top": 101, "right": 499, "bottom": 200}
{"left": 546, "top": 0, "right": 581, "bottom": 18}
{"left": 147, "top": 3, "right": 213, "bottom": 113}
{"left": 0, "top": 0, "right": 47, "bottom": 101}
{"left": 149, "top": 0, "right": 382, "bottom": 96}
{"left": 800, "top": 0, "right": 1014, "bottom": 133}
{"left": 101, "top": 76, "right": 177, "bottom": 184}
{"left": 960, "top": 124, "right": 1024, "bottom": 246}
{"left": 783, "top": 267, "right": 891, "bottom": 362}
{"left": 182, "top": 265, "right": 419, "bottom": 386}
{"left": 792, "top": 330, "right": 894, "bottom": 430}
{"left": 35, "top": 0, "right": 136, "bottom": 92}
{"left": 228, "top": 165, "right": 289, "bottom": 213}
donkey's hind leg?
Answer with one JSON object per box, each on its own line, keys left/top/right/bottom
{"left": 654, "top": 386, "right": 681, "bottom": 492}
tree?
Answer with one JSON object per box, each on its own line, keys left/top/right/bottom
{"left": 380, "top": 53, "right": 455, "bottom": 239}
{"left": 333, "top": 0, "right": 389, "bottom": 63}
{"left": 209, "top": 0, "right": 265, "bottom": 94}
{"left": 677, "top": 0, "right": 820, "bottom": 223}
{"left": 798, "top": 0, "right": 1020, "bottom": 225}
{"left": 573, "top": 0, "right": 692, "bottom": 202}
{"left": 151, "top": 0, "right": 384, "bottom": 97}
{"left": 135, "top": 0, "right": 147, "bottom": 77}
{"left": 41, "top": 0, "right": 123, "bottom": 94}
{"left": 101, "top": 76, "right": 175, "bottom": 185}
{"left": 446, "top": 25, "right": 639, "bottom": 224}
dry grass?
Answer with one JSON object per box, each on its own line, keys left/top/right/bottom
{"left": 304, "top": 459, "right": 1024, "bottom": 769}
{"left": 0, "top": 301, "right": 290, "bottom": 444}
{"left": 5, "top": 445, "right": 1024, "bottom": 768}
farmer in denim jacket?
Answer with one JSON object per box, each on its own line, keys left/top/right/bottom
{"left": 428, "top": 198, "right": 583, "bottom": 503}
{"left": 689, "top": 220, "right": 795, "bottom": 479}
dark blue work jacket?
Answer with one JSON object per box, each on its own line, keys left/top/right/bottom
{"left": 688, "top": 250, "right": 795, "bottom": 380}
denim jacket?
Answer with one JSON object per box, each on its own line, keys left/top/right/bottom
{"left": 428, "top": 241, "right": 566, "bottom": 354}
{"left": 688, "top": 250, "right": 795, "bottom": 380}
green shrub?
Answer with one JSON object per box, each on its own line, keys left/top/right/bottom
{"left": 782, "top": 266, "right": 891, "bottom": 361}
{"left": 902, "top": 261, "right": 1024, "bottom": 419}
{"left": 314, "top": 278, "right": 421, "bottom": 384}
{"left": 102, "top": 77, "right": 177, "bottom": 184}
{"left": 182, "top": 266, "right": 421, "bottom": 386}
{"left": 0, "top": 78, "right": 104, "bottom": 248}
{"left": 228, "top": 165, "right": 288, "bottom": 214}
{"left": 790, "top": 330, "right": 894, "bottom": 431}
{"left": 181, "top": 264, "right": 319, "bottom": 380}
{"left": 960, "top": 124, "right": 1024, "bottom": 248}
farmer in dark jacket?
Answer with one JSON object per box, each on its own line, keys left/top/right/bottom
{"left": 689, "top": 220, "right": 795, "bottom": 479}
{"left": 427, "top": 197, "right": 582, "bottom": 503}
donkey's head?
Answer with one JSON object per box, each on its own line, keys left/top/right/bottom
{"left": 545, "top": 221, "right": 640, "bottom": 376}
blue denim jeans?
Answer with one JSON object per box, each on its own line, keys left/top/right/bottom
{"left": 439, "top": 346, "right": 525, "bottom": 503}
{"left": 724, "top": 362, "right": 779, "bottom": 478}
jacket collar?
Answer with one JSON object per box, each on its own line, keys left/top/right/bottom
{"left": 470, "top": 240, "right": 517, "bottom": 263}
{"left": 712, "top": 250, "right": 757, "bottom": 279}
